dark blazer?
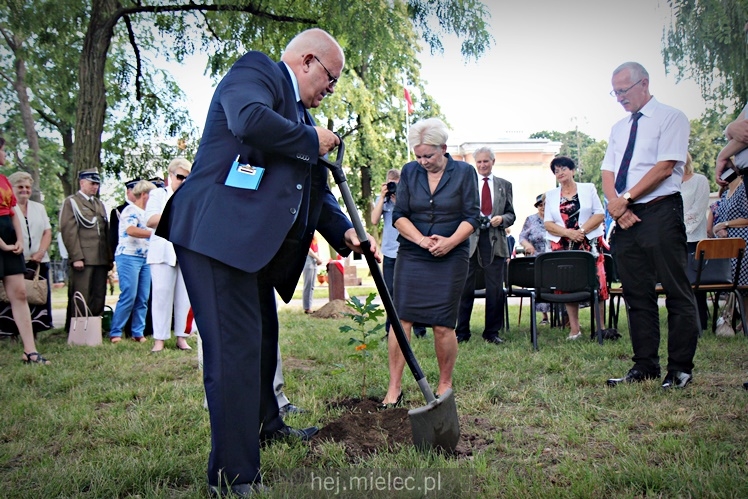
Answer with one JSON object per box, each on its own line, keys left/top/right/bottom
{"left": 393, "top": 154, "right": 480, "bottom": 248}
{"left": 157, "top": 52, "right": 352, "bottom": 301}
{"left": 108, "top": 202, "right": 127, "bottom": 256}
{"left": 468, "top": 175, "right": 515, "bottom": 258}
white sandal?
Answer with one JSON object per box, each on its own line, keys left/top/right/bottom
{"left": 566, "top": 332, "right": 582, "bottom": 340}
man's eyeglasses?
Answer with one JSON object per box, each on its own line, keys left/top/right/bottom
{"left": 314, "top": 56, "right": 339, "bottom": 86}
{"left": 610, "top": 79, "right": 643, "bottom": 97}
{"left": 175, "top": 174, "right": 188, "bottom": 181}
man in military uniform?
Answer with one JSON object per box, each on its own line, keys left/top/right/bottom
{"left": 59, "top": 169, "right": 112, "bottom": 330}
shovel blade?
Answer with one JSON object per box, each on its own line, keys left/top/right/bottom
{"left": 407, "top": 388, "right": 460, "bottom": 452}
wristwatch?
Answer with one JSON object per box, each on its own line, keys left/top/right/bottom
{"left": 580, "top": 227, "right": 586, "bottom": 235}
{"left": 725, "top": 221, "right": 730, "bottom": 228}
{"left": 622, "top": 192, "right": 632, "bottom": 203}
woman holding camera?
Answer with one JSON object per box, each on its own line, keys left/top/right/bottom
{"left": 544, "top": 156, "right": 608, "bottom": 340}
{"left": 380, "top": 117, "right": 479, "bottom": 408}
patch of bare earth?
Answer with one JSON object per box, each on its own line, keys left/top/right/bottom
{"left": 309, "top": 398, "right": 497, "bottom": 462}
{"left": 309, "top": 300, "right": 355, "bottom": 319}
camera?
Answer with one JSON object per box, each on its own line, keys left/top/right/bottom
{"left": 720, "top": 167, "right": 738, "bottom": 184}
{"left": 478, "top": 214, "right": 492, "bottom": 230}
{"left": 384, "top": 181, "right": 397, "bottom": 201}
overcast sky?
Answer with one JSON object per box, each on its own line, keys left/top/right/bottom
{"left": 165, "top": 0, "right": 713, "bottom": 144}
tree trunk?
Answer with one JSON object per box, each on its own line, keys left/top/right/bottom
{"left": 6, "top": 33, "right": 42, "bottom": 201}
{"left": 72, "top": 0, "right": 119, "bottom": 182}
{"left": 58, "top": 127, "right": 75, "bottom": 197}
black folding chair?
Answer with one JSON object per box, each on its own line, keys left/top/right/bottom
{"left": 604, "top": 253, "right": 625, "bottom": 330}
{"left": 503, "top": 256, "right": 539, "bottom": 350}
{"left": 535, "top": 251, "right": 604, "bottom": 345}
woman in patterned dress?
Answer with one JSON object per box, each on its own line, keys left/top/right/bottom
{"left": 544, "top": 156, "right": 609, "bottom": 340}
{"left": 711, "top": 173, "right": 748, "bottom": 311}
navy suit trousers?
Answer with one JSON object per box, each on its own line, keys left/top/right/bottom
{"left": 456, "top": 231, "right": 506, "bottom": 337}
{"left": 175, "top": 245, "right": 283, "bottom": 487}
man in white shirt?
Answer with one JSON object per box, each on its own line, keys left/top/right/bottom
{"left": 602, "top": 62, "right": 699, "bottom": 389}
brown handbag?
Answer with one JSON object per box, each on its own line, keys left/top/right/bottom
{"left": 0, "top": 264, "right": 48, "bottom": 305}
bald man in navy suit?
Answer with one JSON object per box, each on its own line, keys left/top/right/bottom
{"left": 157, "top": 29, "right": 379, "bottom": 496}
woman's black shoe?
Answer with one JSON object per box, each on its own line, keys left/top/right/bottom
{"left": 378, "top": 391, "right": 403, "bottom": 410}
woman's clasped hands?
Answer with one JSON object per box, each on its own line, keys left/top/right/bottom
{"left": 421, "top": 234, "right": 455, "bottom": 258}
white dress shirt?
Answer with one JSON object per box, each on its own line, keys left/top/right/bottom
{"left": 601, "top": 96, "right": 690, "bottom": 203}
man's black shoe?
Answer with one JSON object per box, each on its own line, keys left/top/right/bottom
{"left": 260, "top": 425, "right": 318, "bottom": 446}
{"left": 661, "top": 370, "right": 693, "bottom": 389}
{"left": 482, "top": 334, "right": 504, "bottom": 345}
{"left": 278, "top": 403, "right": 305, "bottom": 418}
{"left": 456, "top": 334, "right": 470, "bottom": 343}
{"left": 414, "top": 327, "right": 427, "bottom": 338}
{"left": 208, "top": 482, "right": 269, "bottom": 498}
{"left": 744, "top": 381, "right": 748, "bottom": 390}
{"left": 606, "top": 368, "right": 660, "bottom": 387}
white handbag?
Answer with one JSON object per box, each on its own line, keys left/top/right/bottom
{"left": 67, "top": 291, "right": 103, "bottom": 346}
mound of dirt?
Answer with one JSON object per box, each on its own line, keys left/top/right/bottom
{"left": 310, "top": 299, "right": 356, "bottom": 319}
{"left": 310, "top": 398, "right": 497, "bottom": 461}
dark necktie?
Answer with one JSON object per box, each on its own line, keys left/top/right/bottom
{"left": 614, "top": 111, "right": 643, "bottom": 193}
{"left": 481, "top": 177, "right": 492, "bottom": 216}
{"left": 297, "top": 100, "right": 307, "bottom": 123}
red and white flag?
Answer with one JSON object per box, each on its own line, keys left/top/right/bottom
{"left": 403, "top": 87, "right": 414, "bottom": 114}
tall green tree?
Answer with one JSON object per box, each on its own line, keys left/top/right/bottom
{"left": 529, "top": 129, "right": 597, "bottom": 168}
{"left": 664, "top": 0, "right": 748, "bottom": 108}
{"left": 1, "top": 0, "right": 492, "bottom": 224}
{"left": 689, "top": 110, "right": 730, "bottom": 191}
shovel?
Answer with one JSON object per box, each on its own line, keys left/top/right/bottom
{"left": 319, "top": 138, "right": 460, "bottom": 453}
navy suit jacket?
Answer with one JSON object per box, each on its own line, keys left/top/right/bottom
{"left": 157, "top": 51, "right": 352, "bottom": 301}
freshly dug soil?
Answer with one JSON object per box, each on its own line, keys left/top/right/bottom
{"left": 310, "top": 300, "right": 356, "bottom": 319}
{"left": 311, "top": 397, "right": 496, "bottom": 461}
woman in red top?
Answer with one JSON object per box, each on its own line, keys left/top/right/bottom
{"left": 0, "top": 138, "right": 50, "bottom": 364}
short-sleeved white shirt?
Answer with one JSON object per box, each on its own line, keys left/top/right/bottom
{"left": 601, "top": 96, "right": 690, "bottom": 203}
{"left": 115, "top": 204, "right": 151, "bottom": 257}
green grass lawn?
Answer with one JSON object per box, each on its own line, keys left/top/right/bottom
{"left": 3, "top": 293, "right": 748, "bottom": 498}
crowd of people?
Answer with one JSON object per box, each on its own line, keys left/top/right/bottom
{"left": 3, "top": 26, "right": 748, "bottom": 496}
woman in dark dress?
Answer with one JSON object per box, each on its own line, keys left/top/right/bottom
{"left": 381, "top": 118, "right": 479, "bottom": 407}
{"left": 0, "top": 138, "right": 50, "bottom": 364}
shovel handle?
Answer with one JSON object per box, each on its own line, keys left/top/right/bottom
{"left": 320, "top": 137, "right": 436, "bottom": 403}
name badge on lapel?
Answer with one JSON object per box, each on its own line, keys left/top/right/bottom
{"left": 225, "top": 155, "right": 265, "bottom": 190}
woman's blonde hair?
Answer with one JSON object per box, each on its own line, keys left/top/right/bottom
{"left": 8, "top": 171, "right": 33, "bottom": 187}
{"left": 132, "top": 179, "right": 156, "bottom": 197}
{"left": 683, "top": 152, "right": 694, "bottom": 175}
{"left": 408, "top": 118, "right": 449, "bottom": 150}
{"left": 168, "top": 158, "right": 192, "bottom": 174}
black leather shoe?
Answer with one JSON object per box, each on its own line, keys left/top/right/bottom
{"left": 278, "top": 403, "right": 306, "bottom": 418}
{"left": 661, "top": 370, "right": 693, "bottom": 389}
{"left": 456, "top": 334, "right": 470, "bottom": 343}
{"left": 483, "top": 334, "right": 504, "bottom": 345}
{"left": 414, "top": 327, "right": 427, "bottom": 338}
{"left": 606, "top": 368, "right": 660, "bottom": 387}
{"left": 260, "top": 425, "right": 318, "bottom": 446}
{"left": 208, "top": 482, "right": 269, "bottom": 498}
{"left": 744, "top": 381, "right": 748, "bottom": 390}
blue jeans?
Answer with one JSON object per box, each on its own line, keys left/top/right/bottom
{"left": 110, "top": 254, "right": 151, "bottom": 338}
